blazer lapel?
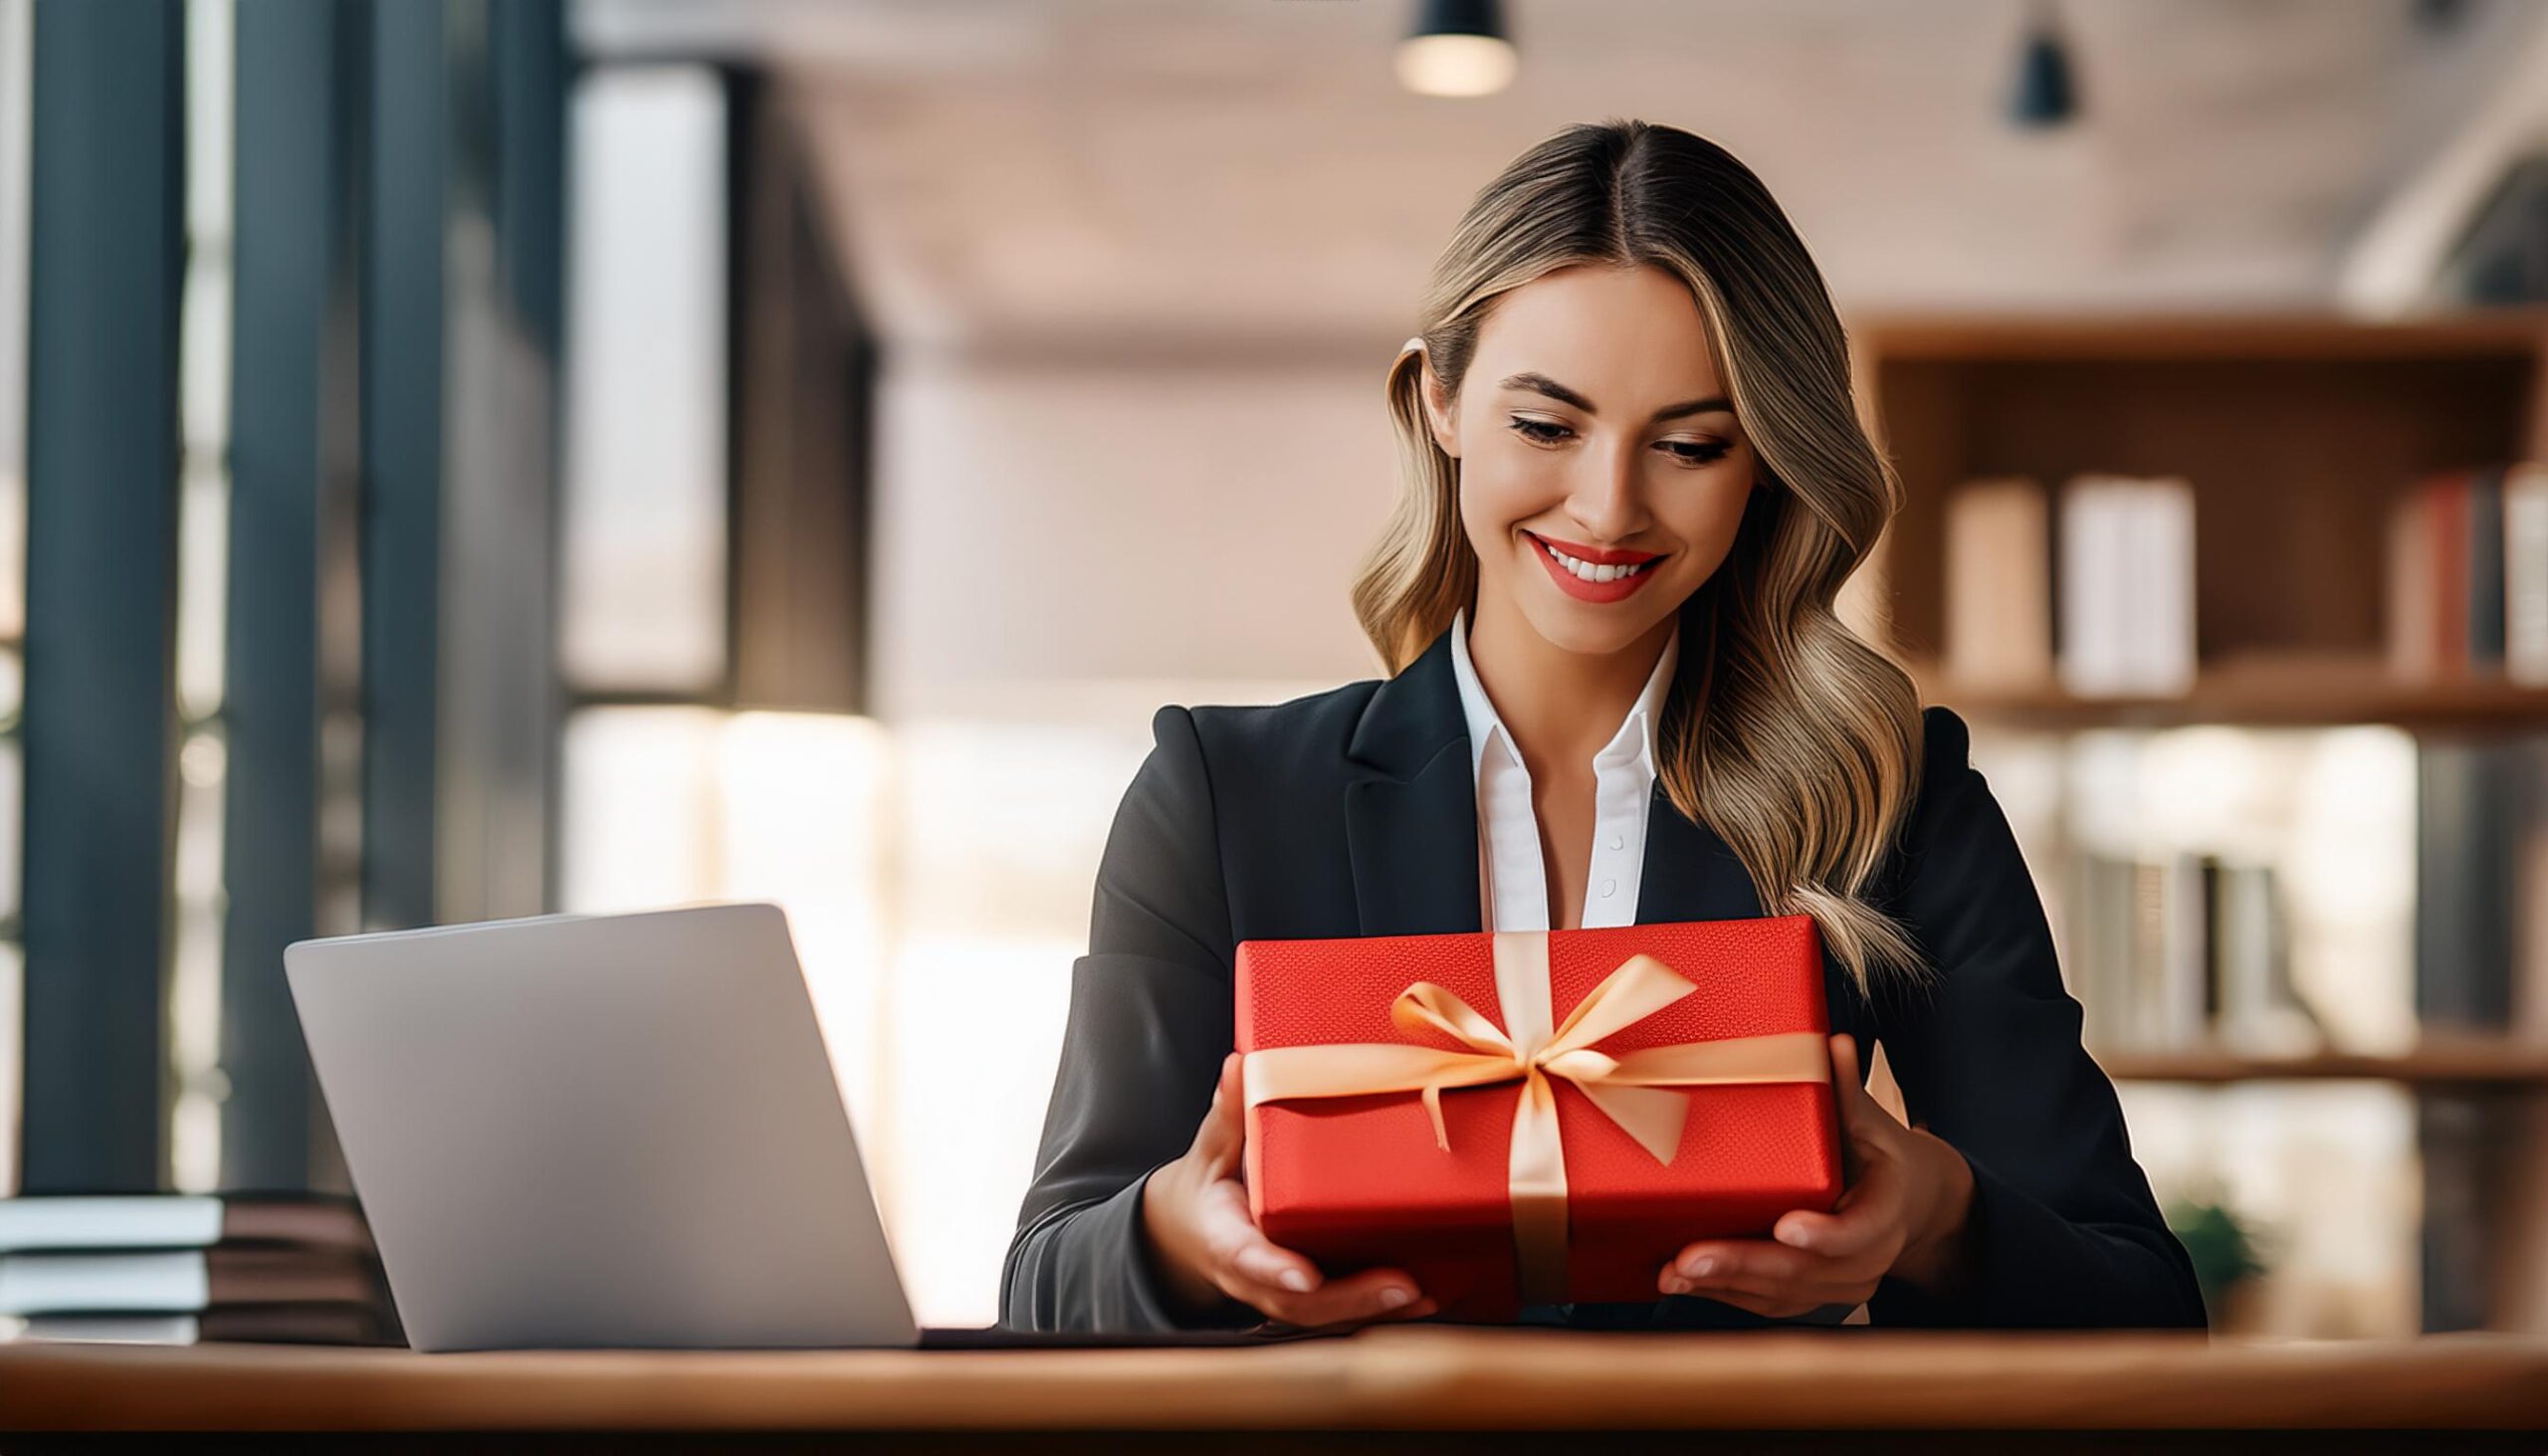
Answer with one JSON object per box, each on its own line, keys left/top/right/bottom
{"left": 1633, "top": 780, "right": 1761, "bottom": 925}
{"left": 1344, "top": 626, "right": 1484, "bottom": 937}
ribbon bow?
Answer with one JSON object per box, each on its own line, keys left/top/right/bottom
{"left": 1240, "top": 931, "right": 1827, "bottom": 1306}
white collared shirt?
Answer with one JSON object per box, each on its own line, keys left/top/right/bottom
{"left": 1447, "top": 605, "right": 1680, "bottom": 933}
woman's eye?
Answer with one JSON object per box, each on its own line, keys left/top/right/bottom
{"left": 1662, "top": 440, "right": 1732, "bottom": 467}
{"left": 1509, "top": 417, "right": 1572, "bottom": 445}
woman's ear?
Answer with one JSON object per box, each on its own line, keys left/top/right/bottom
{"left": 1417, "top": 356, "right": 1461, "bottom": 460}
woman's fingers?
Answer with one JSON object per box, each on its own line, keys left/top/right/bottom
{"left": 1193, "top": 1176, "right": 1322, "bottom": 1293}
{"left": 1189, "top": 1052, "right": 1245, "bottom": 1171}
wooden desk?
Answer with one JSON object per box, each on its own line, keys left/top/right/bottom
{"left": 4, "top": 1327, "right": 2544, "bottom": 1451}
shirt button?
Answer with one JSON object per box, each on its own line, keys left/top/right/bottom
{"left": 1600, "top": 879, "right": 1617, "bottom": 898}
{"left": 1608, "top": 833, "right": 1624, "bottom": 850}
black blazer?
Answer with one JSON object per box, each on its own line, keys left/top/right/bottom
{"left": 998, "top": 624, "right": 2209, "bottom": 1334}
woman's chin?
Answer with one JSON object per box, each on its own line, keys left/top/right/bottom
{"left": 1512, "top": 593, "right": 1678, "bottom": 659}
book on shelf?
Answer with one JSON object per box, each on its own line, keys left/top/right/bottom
{"left": 2522, "top": 786, "right": 2548, "bottom": 1044}
{"left": 2388, "top": 460, "right": 2548, "bottom": 685}
{"left": 2510, "top": 462, "right": 2548, "bottom": 685}
{"left": 0, "top": 1190, "right": 400, "bottom": 1347}
{"left": 2418, "top": 1089, "right": 2518, "bottom": 1334}
{"left": 1939, "top": 473, "right": 2196, "bottom": 697}
{"left": 2057, "top": 474, "right": 2196, "bottom": 700}
{"left": 2414, "top": 735, "right": 2545, "bottom": 1034}
{"left": 1943, "top": 476, "right": 2054, "bottom": 689}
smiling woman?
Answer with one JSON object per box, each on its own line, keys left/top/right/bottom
{"left": 1002, "top": 117, "right": 2207, "bottom": 1341}
{"left": 1374, "top": 128, "right": 1920, "bottom": 1001}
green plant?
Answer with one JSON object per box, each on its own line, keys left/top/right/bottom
{"left": 2164, "top": 1192, "right": 2267, "bottom": 1321}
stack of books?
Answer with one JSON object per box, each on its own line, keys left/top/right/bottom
{"left": 0, "top": 1191, "right": 401, "bottom": 1346}
{"left": 2387, "top": 461, "right": 2548, "bottom": 684}
{"left": 1944, "top": 473, "right": 2197, "bottom": 698}
{"left": 2063, "top": 848, "right": 2328, "bottom": 1054}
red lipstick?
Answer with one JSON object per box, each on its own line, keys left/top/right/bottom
{"left": 1525, "top": 529, "right": 1666, "bottom": 604}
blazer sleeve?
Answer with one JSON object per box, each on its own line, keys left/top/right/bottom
{"left": 1864, "top": 705, "right": 2211, "bottom": 1331}
{"left": 997, "top": 705, "right": 1267, "bottom": 1333}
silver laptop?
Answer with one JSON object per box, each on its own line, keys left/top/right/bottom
{"left": 285, "top": 901, "right": 920, "bottom": 1352}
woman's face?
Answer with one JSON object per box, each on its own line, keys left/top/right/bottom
{"left": 1422, "top": 263, "right": 1758, "bottom": 659}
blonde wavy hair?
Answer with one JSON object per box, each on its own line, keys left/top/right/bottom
{"left": 1350, "top": 117, "right": 1934, "bottom": 1001}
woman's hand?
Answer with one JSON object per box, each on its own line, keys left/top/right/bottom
{"left": 1139, "top": 1051, "right": 1442, "bottom": 1332}
{"left": 1657, "top": 1032, "right": 1977, "bottom": 1318}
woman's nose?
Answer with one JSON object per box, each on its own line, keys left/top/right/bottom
{"left": 1564, "top": 442, "right": 1647, "bottom": 541}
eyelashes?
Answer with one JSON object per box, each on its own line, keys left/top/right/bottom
{"left": 1507, "top": 416, "right": 1732, "bottom": 467}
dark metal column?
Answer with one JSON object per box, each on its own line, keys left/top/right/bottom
{"left": 19, "top": 0, "right": 187, "bottom": 1193}
{"left": 358, "top": 0, "right": 447, "bottom": 937}
{"left": 220, "top": 0, "right": 361, "bottom": 1189}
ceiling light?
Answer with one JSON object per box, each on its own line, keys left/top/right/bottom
{"left": 2008, "top": 0, "right": 2078, "bottom": 128}
{"left": 1397, "top": 0, "right": 1515, "bottom": 99}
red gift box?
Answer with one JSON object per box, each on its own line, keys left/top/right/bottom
{"left": 1234, "top": 914, "right": 1842, "bottom": 1321}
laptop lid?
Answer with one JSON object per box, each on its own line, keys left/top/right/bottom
{"left": 285, "top": 901, "right": 918, "bottom": 1352}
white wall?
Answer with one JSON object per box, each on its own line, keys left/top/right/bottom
{"left": 869, "top": 353, "right": 1404, "bottom": 722}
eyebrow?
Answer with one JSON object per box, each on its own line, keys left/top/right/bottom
{"left": 1499, "top": 371, "right": 1733, "bottom": 423}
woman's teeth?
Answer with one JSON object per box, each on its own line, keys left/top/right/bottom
{"left": 1538, "top": 537, "right": 1656, "bottom": 583}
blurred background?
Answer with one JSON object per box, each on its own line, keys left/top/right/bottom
{"left": 0, "top": 0, "right": 2545, "bottom": 1341}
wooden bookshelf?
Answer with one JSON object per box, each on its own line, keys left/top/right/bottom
{"left": 2092, "top": 1035, "right": 2548, "bottom": 1087}
{"left": 1850, "top": 310, "right": 2548, "bottom": 1337}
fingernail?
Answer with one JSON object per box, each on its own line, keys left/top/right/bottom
{"left": 1776, "top": 1224, "right": 1810, "bottom": 1249}
{"left": 1378, "top": 1286, "right": 1413, "bottom": 1309}
{"left": 1660, "top": 1275, "right": 1691, "bottom": 1296}
{"left": 1681, "top": 1254, "right": 1716, "bottom": 1279}
{"left": 1245, "top": 1254, "right": 1309, "bottom": 1291}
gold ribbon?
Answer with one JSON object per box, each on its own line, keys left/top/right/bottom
{"left": 1241, "top": 931, "right": 1827, "bottom": 1307}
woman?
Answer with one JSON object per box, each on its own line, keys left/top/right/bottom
{"left": 999, "top": 118, "right": 2206, "bottom": 1336}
